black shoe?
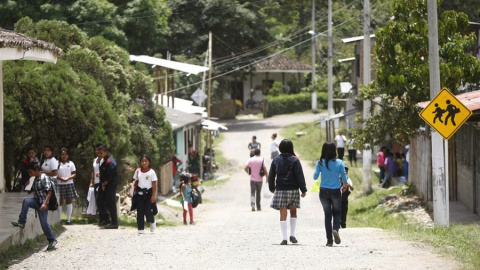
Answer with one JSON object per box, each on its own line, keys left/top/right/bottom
{"left": 104, "top": 223, "right": 118, "bottom": 229}
{"left": 289, "top": 236, "right": 298, "bottom": 244}
{"left": 326, "top": 240, "right": 333, "bottom": 247}
{"left": 65, "top": 221, "right": 72, "bottom": 225}
{"left": 341, "top": 224, "right": 346, "bottom": 229}
{"left": 280, "top": 240, "right": 288, "bottom": 245}
{"left": 333, "top": 230, "right": 341, "bottom": 244}
{"left": 251, "top": 206, "right": 255, "bottom": 212}
{"left": 47, "top": 240, "right": 58, "bottom": 251}
{"left": 12, "top": 221, "right": 25, "bottom": 228}
{"left": 257, "top": 207, "right": 261, "bottom": 211}
{"left": 98, "top": 220, "right": 110, "bottom": 226}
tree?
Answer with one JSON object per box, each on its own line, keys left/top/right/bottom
{"left": 354, "top": 0, "right": 480, "bottom": 147}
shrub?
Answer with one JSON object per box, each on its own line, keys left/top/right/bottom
{"left": 264, "top": 92, "right": 327, "bottom": 117}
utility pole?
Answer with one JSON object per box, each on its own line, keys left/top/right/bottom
{"left": 362, "top": 0, "right": 372, "bottom": 193}
{"left": 311, "top": 0, "right": 317, "bottom": 111}
{"left": 427, "top": 0, "right": 449, "bottom": 226}
{"left": 327, "top": 0, "right": 334, "bottom": 116}
{"left": 208, "top": 32, "right": 213, "bottom": 175}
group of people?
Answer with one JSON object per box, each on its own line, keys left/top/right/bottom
{"left": 377, "top": 145, "right": 409, "bottom": 188}
{"left": 245, "top": 134, "right": 353, "bottom": 246}
{"left": 334, "top": 131, "right": 357, "bottom": 167}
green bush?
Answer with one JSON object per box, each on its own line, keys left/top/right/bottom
{"left": 265, "top": 92, "right": 327, "bottom": 117}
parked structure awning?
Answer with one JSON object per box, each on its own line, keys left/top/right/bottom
{"left": 202, "top": 119, "right": 228, "bottom": 131}
{"left": 130, "top": 55, "right": 209, "bottom": 75}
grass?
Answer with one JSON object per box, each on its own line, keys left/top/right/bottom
{"left": 0, "top": 222, "right": 65, "bottom": 269}
{"left": 281, "top": 121, "right": 480, "bottom": 270}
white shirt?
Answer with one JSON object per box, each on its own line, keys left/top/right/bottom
{"left": 335, "top": 135, "right": 347, "bottom": 148}
{"left": 58, "top": 161, "right": 76, "bottom": 185}
{"left": 133, "top": 168, "right": 158, "bottom": 189}
{"left": 93, "top": 157, "right": 101, "bottom": 184}
{"left": 41, "top": 157, "right": 58, "bottom": 179}
{"left": 347, "top": 138, "right": 355, "bottom": 150}
{"left": 270, "top": 139, "right": 279, "bottom": 153}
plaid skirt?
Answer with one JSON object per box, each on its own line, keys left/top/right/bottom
{"left": 270, "top": 190, "right": 300, "bottom": 210}
{"left": 58, "top": 183, "right": 79, "bottom": 200}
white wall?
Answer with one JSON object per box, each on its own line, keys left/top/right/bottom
{"left": 242, "top": 72, "right": 299, "bottom": 109}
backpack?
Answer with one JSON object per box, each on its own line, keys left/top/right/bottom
{"left": 40, "top": 175, "right": 58, "bottom": 211}
{"left": 191, "top": 190, "right": 200, "bottom": 208}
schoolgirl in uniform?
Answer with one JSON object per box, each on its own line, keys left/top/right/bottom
{"left": 180, "top": 176, "right": 196, "bottom": 225}
{"left": 57, "top": 148, "right": 78, "bottom": 225}
{"left": 40, "top": 145, "right": 60, "bottom": 219}
{"left": 132, "top": 154, "right": 158, "bottom": 234}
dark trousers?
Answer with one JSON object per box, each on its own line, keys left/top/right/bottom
{"left": 136, "top": 193, "right": 154, "bottom": 230}
{"left": 98, "top": 182, "right": 118, "bottom": 224}
{"left": 348, "top": 149, "right": 357, "bottom": 162}
{"left": 337, "top": 147, "right": 345, "bottom": 160}
{"left": 341, "top": 191, "right": 350, "bottom": 228}
{"left": 320, "top": 188, "right": 342, "bottom": 241}
{"left": 250, "top": 181, "right": 262, "bottom": 209}
{"left": 18, "top": 198, "right": 55, "bottom": 242}
{"left": 379, "top": 166, "right": 385, "bottom": 183}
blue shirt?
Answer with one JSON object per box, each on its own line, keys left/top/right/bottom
{"left": 313, "top": 159, "right": 347, "bottom": 189}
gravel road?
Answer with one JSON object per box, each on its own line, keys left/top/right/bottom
{"left": 9, "top": 113, "right": 458, "bottom": 270}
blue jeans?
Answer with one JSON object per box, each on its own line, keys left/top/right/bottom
{"left": 18, "top": 198, "right": 56, "bottom": 242}
{"left": 319, "top": 188, "right": 342, "bottom": 241}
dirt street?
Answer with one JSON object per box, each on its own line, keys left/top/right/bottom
{"left": 9, "top": 113, "right": 458, "bottom": 270}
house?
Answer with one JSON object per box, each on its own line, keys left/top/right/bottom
{"left": 229, "top": 54, "right": 311, "bottom": 110}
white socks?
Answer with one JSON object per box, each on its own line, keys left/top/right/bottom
{"left": 58, "top": 208, "right": 62, "bottom": 221}
{"left": 290, "top": 218, "right": 297, "bottom": 237}
{"left": 66, "top": 204, "right": 73, "bottom": 222}
{"left": 280, "top": 221, "right": 287, "bottom": 240}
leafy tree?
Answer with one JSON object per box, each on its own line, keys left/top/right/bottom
{"left": 354, "top": 0, "right": 480, "bottom": 147}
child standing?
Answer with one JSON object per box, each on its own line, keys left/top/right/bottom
{"left": 381, "top": 152, "right": 397, "bottom": 189}
{"left": 340, "top": 166, "right": 354, "bottom": 229}
{"left": 12, "top": 162, "right": 57, "bottom": 251}
{"left": 132, "top": 154, "right": 158, "bottom": 234}
{"left": 180, "top": 176, "right": 196, "bottom": 225}
{"left": 57, "top": 148, "right": 78, "bottom": 225}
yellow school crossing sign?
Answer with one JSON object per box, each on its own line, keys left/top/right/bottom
{"left": 419, "top": 87, "right": 472, "bottom": 140}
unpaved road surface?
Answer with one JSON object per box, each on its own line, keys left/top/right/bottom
{"left": 9, "top": 113, "right": 458, "bottom": 270}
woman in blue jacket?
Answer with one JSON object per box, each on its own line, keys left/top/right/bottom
{"left": 313, "top": 142, "right": 347, "bottom": 247}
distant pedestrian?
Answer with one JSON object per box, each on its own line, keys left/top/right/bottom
{"left": 270, "top": 133, "right": 280, "bottom": 160}
{"left": 97, "top": 145, "right": 119, "bottom": 229}
{"left": 89, "top": 143, "right": 103, "bottom": 222}
{"left": 132, "top": 154, "right": 158, "bottom": 234}
{"left": 313, "top": 142, "right": 347, "bottom": 247}
{"left": 346, "top": 133, "right": 357, "bottom": 167}
{"left": 381, "top": 152, "right": 397, "bottom": 189}
{"left": 12, "top": 162, "right": 57, "bottom": 251}
{"left": 244, "top": 149, "right": 268, "bottom": 211}
{"left": 57, "top": 148, "right": 78, "bottom": 225}
{"left": 171, "top": 155, "right": 182, "bottom": 193}
{"left": 40, "top": 145, "right": 59, "bottom": 219}
{"left": 180, "top": 176, "right": 196, "bottom": 225}
{"left": 340, "top": 166, "right": 354, "bottom": 229}
{"left": 377, "top": 146, "right": 387, "bottom": 184}
{"left": 268, "top": 139, "right": 307, "bottom": 245}
{"left": 403, "top": 145, "right": 409, "bottom": 180}
{"left": 20, "top": 147, "right": 40, "bottom": 190}
{"left": 248, "top": 135, "right": 261, "bottom": 157}
{"left": 334, "top": 131, "right": 347, "bottom": 160}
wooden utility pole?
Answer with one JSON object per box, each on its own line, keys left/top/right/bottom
{"left": 311, "top": 0, "right": 317, "bottom": 111}
{"left": 208, "top": 32, "right": 213, "bottom": 175}
{"left": 427, "top": 0, "right": 449, "bottom": 226}
{"left": 327, "top": 0, "right": 334, "bottom": 116}
{"left": 362, "top": 0, "right": 373, "bottom": 193}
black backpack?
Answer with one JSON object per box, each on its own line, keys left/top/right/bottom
{"left": 41, "top": 175, "right": 58, "bottom": 211}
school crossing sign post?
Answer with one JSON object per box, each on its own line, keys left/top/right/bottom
{"left": 419, "top": 87, "right": 472, "bottom": 140}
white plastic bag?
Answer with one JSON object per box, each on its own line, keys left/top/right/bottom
{"left": 263, "top": 183, "right": 272, "bottom": 199}
{"left": 129, "top": 183, "right": 135, "bottom": 197}
{"left": 183, "top": 201, "right": 189, "bottom": 211}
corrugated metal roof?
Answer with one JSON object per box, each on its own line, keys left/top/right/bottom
{"left": 130, "top": 55, "right": 209, "bottom": 75}
{"left": 418, "top": 90, "right": 480, "bottom": 112}
{"left": 163, "top": 105, "right": 203, "bottom": 131}
{"left": 253, "top": 54, "right": 311, "bottom": 73}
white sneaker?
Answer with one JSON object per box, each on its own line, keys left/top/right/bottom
{"left": 138, "top": 230, "right": 145, "bottom": 235}
{"left": 150, "top": 220, "right": 156, "bottom": 233}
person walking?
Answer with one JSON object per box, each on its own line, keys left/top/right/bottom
{"left": 244, "top": 149, "right": 268, "bottom": 211}
{"left": 40, "top": 145, "right": 59, "bottom": 220}
{"left": 180, "top": 176, "right": 196, "bottom": 225}
{"left": 346, "top": 133, "right": 357, "bottom": 167}
{"left": 313, "top": 142, "right": 347, "bottom": 247}
{"left": 334, "top": 131, "right": 347, "bottom": 160}
{"left": 248, "top": 136, "right": 261, "bottom": 157}
{"left": 97, "top": 145, "right": 119, "bottom": 229}
{"left": 57, "top": 148, "right": 78, "bottom": 225}
{"left": 132, "top": 154, "right": 158, "bottom": 234}
{"left": 270, "top": 133, "right": 280, "bottom": 160}
{"left": 268, "top": 139, "right": 307, "bottom": 245}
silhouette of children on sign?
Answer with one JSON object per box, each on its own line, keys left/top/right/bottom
{"left": 432, "top": 103, "right": 445, "bottom": 124}
{"left": 444, "top": 100, "right": 460, "bottom": 126}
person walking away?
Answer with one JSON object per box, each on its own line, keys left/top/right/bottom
{"left": 180, "top": 177, "right": 196, "bottom": 225}
{"left": 270, "top": 133, "right": 280, "bottom": 160}
{"left": 248, "top": 136, "right": 261, "bottom": 157}
{"left": 57, "top": 148, "right": 78, "bottom": 225}
{"left": 41, "top": 145, "right": 59, "bottom": 219}
{"left": 381, "top": 152, "right": 397, "bottom": 189}
{"left": 340, "top": 166, "right": 354, "bottom": 228}
{"left": 244, "top": 149, "right": 268, "bottom": 211}
{"left": 346, "top": 133, "right": 357, "bottom": 167}
{"left": 98, "top": 145, "right": 119, "bottom": 229}
{"left": 20, "top": 147, "right": 40, "bottom": 191}
{"left": 377, "top": 146, "right": 387, "bottom": 184}
{"left": 268, "top": 139, "right": 307, "bottom": 245}
{"left": 12, "top": 162, "right": 57, "bottom": 251}
{"left": 132, "top": 154, "right": 158, "bottom": 234}
{"left": 171, "top": 155, "right": 182, "bottom": 193}
{"left": 313, "top": 142, "right": 347, "bottom": 247}
{"left": 89, "top": 143, "right": 103, "bottom": 222}
{"left": 334, "top": 131, "right": 347, "bottom": 160}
